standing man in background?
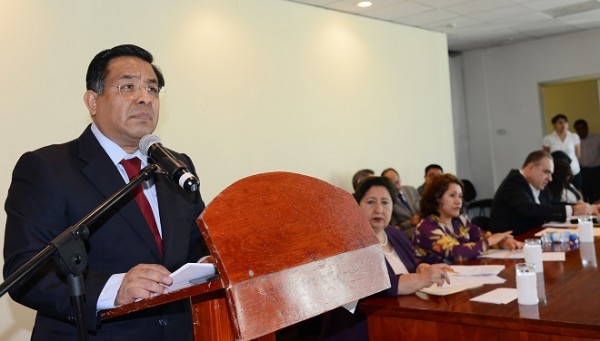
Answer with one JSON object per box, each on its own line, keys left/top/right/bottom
{"left": 417, "top": 164, "right": 443, "bottom": 196}
{"left": 3, "top": 44, "right": 207, "bottom": 340}
{"left": 574, "top": 119, "right": 600, "bottom": 203}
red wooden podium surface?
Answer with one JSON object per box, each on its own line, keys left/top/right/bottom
{"left": 102, "top": 172, "right": 391, "bottom": 340}
{"left": 361, "top": 231, "right": 600, "bottom": 340}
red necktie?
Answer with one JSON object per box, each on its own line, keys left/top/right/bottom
{"left": 120, "top": 157, "right": 163, "bottom": 258}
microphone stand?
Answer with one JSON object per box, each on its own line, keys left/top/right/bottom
{"left": 0, "top": 164, "right": 158, "bottom": 341}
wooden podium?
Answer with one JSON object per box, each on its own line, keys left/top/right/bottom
{"left": 102, "top": 172, "right": 390, "bottom": 340}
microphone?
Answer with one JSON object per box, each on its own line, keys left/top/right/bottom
{"left": 139, "top": 135, "right": 199, "bottom": 193}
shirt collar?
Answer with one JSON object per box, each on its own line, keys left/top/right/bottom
{"left": 91, "top": 123, "right": 146, "bottom": 166}
{"left": 519, "top": 169, "right": 540, "bottom": 203}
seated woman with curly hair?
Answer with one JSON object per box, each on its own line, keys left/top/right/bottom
{"left": 413, "top": 174, "right": 523, "bottom": 264}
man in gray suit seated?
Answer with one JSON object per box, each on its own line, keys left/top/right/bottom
{"left": 382, "top": 168, "right": 420, "bottom": 240}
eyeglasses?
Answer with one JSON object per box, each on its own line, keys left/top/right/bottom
{"left": 112, "top": 82, "right": 162, "bottom": 99}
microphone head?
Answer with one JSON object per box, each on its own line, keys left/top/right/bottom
{"left": 139, "top": 134, "right": 162, "bottom": 157}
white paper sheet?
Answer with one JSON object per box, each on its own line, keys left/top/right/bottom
{"left": 535, "top": 227, "right": 600, "bottom": 237}
{"left": 543, "top": 215, "right": 599, "bottom": 228}
{"left": 166, "top": 263, "right": 216, "bottom": 293}
{"left": 418, "top": 265, "right": 506, "bottom": 296}
{"left": 477, "top": 249, "right": 564, "bottom": 262}
{"left": 419, "top": 283, "right": 483, "bottom": 296}
{"left": 477, "top": 249, "right": 525, "bottom": 259}
{"left": 541, "top": 222, "right": 576, "bottom": 228}
{"left": 342, "top": 300, "right": 358, "bottom": 314}
{"left": 450, "top": 265, "right": 505, "bottom": 275}
{"left": 470, "top": 288, "right": 518, "bottom": 304}
{"left": 542, "top": 252, "right": 565, "bottom": 261}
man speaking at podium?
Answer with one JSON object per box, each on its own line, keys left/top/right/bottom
{"left": 3, "top": 44, "right": 207, "bottom": 340}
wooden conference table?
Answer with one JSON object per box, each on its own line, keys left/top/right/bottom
{"left": 361, "top": 229, "right": 600, "bottom": 340}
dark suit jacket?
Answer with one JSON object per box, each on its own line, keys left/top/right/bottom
{"left": 3, "top": 125, "right": 207, "bottom": 340}
{"left": 390, "top": 186, "right": 420, "bottom": 239}
{"left": 490, "top": 169, "right": 565, "bottom": 236}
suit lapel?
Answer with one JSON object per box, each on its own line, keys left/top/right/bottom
{"left": 404, "top": 190, "right": 418, "bottom": 213}
{"left": 154, "top": 172, "right": 197, "bottom": 268}
{"left": 399, "top": 187, "right": 417, "bottom": 214}
{"left": 77, "top": 126, "right": 162, "bottom": 261}
{"left": 514, "top": 170, "right": 538, "bottom": 203}
{"left": 394, "top": 201, "right": 412, "bottom": 217}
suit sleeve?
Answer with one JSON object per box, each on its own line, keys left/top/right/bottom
{"left": 3, "top": 152, "right": 112, "bottom": 325}
{"left": 500, "top": 180, "right": 565, "bottom": 223}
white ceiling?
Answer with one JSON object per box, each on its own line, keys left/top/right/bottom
{"left": 286, "top": 0, "right": 600, "bottom": 52}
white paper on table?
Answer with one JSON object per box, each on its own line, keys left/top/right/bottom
{"left": 535, "top": 227, "right": 600, "bottom": 237}
{"left": 543, "top": 215, "right": 599, "bottom": 228}
{"left": 478, "top": 249, "right": 525, "bottom": 259}
{"left": 449, "top": 274, "right": 506, "bottom": 285}
{"left": 542, "top": 252, "right": 565, "bottom": 261}
{"left": 542, "top": 222, "right": 576, "bottom": 228}
{"left": 542, "top": 215, "right": 594, "bottom": 228}
{"left": 419, "top": 283, "right": 483, "bottom": 296}
{"left": 450, "top": 265, "right": 505, "bottom": 275}
{"left": 470, "top": 288, "right": 518, "bottom": 304}
{"left": 419, "top": 276, "right": 505, "bottom": 296}
{"left": 418, "top": 265, "right": 506, "bottom": 296}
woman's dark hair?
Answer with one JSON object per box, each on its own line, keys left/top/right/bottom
{"left": 86, "top": 44, "right": 165, "bottom": 95}
{"left": 547, "top": 158, "right": 574, "bottom": 201}
{"left": 420, "top": 173, "right": 463, "bottom": 217}
{"left": 551, "top": 150, "right": 571, "bottom": 165}
{"left": 551, "top": 114, "right": 568, "bottom": 125}
{"left": 354, "top": 176, "right": 397, "bottom": 205}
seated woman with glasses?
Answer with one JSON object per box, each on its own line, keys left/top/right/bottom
{"left": 413, "top": 174, "right": 523, "bottom": 264}
{"left": 320, "top": 176, "right": 450, "bottom": 341}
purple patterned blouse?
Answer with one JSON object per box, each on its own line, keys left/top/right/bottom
{"left": 412, "top": 215, "right": 490, "bottom": 264}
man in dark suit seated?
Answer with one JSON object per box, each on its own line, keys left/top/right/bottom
{"left": 490, "top": 150, "right": 595, "bottom": 236}
{"left": 381, "top": 168, "right": 420, "bottom": 240}
{"left": 3, "top": 44, "right": 208, "bottom": 340}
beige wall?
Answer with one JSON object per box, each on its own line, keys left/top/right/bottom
{"left": 0, "top": 0, "right": 453, "bottom": 338}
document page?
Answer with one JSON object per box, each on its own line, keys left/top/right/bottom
{"left": 478, "top": 249, "right": 564, "bottom": 261}
{"left": 478, "top": 249, "right": 524, "bottom": 259}
{"left": 535, "top": 227, "right": 600, "bottom": 237}
{"left": 418, "top": 265, "right": 506, "bottom": 296}
{"left": 166, "top": 263, "right": 216, "bottom": 293}
{"left": 470, "top": 288, "right": 517, "bottom": 304}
